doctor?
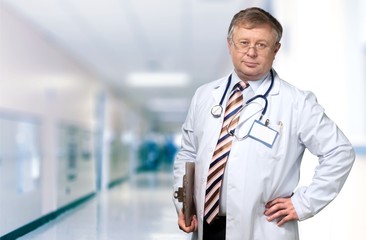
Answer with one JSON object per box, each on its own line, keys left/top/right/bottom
{"left": 173, "top": 7, "right": 355, "bottom": 240}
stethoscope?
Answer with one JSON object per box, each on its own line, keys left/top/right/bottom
{"left": 211, "top": 69, "right": 274, "bottom": 121}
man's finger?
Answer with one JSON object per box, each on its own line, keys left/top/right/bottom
{"left": 178, "top": 209, "right": 198, "bottom": 233}
{"left": 264, "top": 197, "right": 299, "bottom": 225}
{"left": 264, "top": 201, "right": 286, "bottom": 216}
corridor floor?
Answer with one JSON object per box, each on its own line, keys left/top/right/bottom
{"left": 19, "top": 172, "right": 191, "bottom": 240}
{"left": 18, "top": 155, "right": 366, "bottom": 240}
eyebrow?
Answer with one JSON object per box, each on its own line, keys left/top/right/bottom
{"left": 235, "top": 38, "right": 271, "bottom": 43}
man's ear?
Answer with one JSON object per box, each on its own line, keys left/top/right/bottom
{"left": 274, "top": 42, "right": 281, "bottom": 54}
{"left": 227, "top": 38, "right": 231, "bottom": 47}
{"left": 227, "top": 38, "right": 233, "bottom": 55}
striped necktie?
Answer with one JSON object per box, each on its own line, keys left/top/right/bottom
{"left": 204, "top": 81, "right": 249, "bottom": 224}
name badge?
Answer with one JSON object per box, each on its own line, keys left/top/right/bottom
{"left": 248, "top": 120, "right": 278, "bottom": 148}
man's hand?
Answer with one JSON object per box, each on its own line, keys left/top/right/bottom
{"left": 264, "top": 197, "right": 299, "bottom": 226}
{"left": 178, "top": 208, "right": 198, "bottom": 233}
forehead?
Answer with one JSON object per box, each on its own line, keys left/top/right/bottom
{"left": 232, "top": 24, "right": 275, "bottom": 41}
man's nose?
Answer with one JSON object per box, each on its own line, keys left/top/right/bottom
{"left": 246, "top": 46, "right": 257, "bottom": 57}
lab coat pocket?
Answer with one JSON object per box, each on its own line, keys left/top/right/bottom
{"left": 252, "top": 133, "right": 282, "bottom": 192}
{"left": 253, "top": 134, "right": 281, "bottom": 162}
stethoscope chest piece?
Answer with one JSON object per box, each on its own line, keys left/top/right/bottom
{"left": 211, "top": 105, "right": 223, "bottom": 118}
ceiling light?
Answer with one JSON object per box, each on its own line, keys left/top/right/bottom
{"left": 157, "top": 112, "right": 187, "bottom": 122}
{"left": 148, "top": 98, "right": 189, "bottom": 112}
{"left": 126, "top": 72, "right": 190, "bottom": 87}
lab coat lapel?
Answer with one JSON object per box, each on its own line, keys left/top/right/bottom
{"left": 211, "top": 75, "right": 230, "bottom": 104}
{"left": 208, "top": 75, "right": 231, "bottom": 141}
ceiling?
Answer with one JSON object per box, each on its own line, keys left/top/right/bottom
{"left": 1, "top": 0, "right": 268, "bottom": 132}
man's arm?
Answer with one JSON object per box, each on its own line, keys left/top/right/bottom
{"left": 291, "top": 91, "right": 355, "bottom": 221}
{"left": 264, "top": 91, "right": 355, "bottom": 225}
{"left": 173, "top": 92, "right": 198, "bottom": 213}
{"left": 173, "top": 92, "right": 199, "bottom": 233}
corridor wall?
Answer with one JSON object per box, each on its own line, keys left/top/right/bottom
{"left": 0, "top": 4, "right": 136, "bottom": 236}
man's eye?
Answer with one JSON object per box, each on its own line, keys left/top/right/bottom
{"left": 256, "top": 43, "right": 267, "bottom": 49}
{"left": 239, "top": 41, "right": 249, "bottom": 46}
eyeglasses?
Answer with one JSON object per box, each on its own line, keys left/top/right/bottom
{"left": 231, "top": 40, "right": 272, "bottom": 54}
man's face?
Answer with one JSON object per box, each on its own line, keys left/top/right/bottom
{"left": 227, "top": 24, "right": 281, "bottom": 81}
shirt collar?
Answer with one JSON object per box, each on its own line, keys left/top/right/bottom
{"left": 231, "top": 71, "right": 270, "bottom": 93}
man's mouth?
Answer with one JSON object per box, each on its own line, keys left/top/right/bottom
{"left": 243, "top": 61, "right": 258, "bottom": 67}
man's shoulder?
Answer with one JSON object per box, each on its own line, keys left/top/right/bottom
{"left": 195, "top": 76, "right": 227, "bottom": 94}
{"left": 277, "top": 77, "right": 317, "bottom": 104}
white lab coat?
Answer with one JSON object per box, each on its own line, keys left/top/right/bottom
{"left": 173, "top": 70, "right": 355, "bottom": 240}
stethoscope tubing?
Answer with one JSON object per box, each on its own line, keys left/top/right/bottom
{"left": 215, "top": 69, "right": 274, "bottom": 118}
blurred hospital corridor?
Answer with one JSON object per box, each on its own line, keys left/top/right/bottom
{"left": 17, "top": 171, "right": 190, "bottom": 240}
{"left": 12, "top": 156, "right": 366, "bottom": 240}
{"left": 1, "top": 0, "right": 365, "bottom": 239}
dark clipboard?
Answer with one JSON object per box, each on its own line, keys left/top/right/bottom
{"left": 174, "top": 162, "right": 195, "bottom": 227}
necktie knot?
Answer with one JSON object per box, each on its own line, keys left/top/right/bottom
{"left": 232, "top": 81, "right": 249, "bottom": 93}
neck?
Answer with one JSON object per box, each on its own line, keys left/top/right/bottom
{"left": 235, "top": 70, "right": 270, "bottom": 82}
